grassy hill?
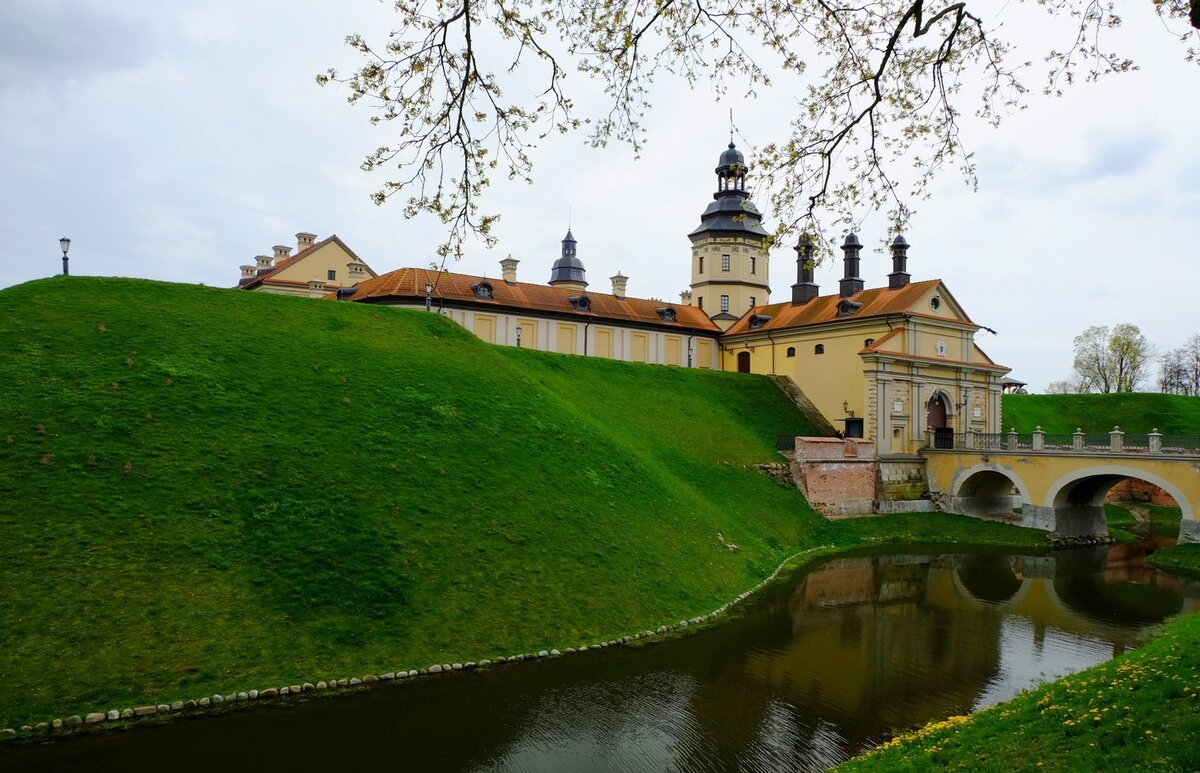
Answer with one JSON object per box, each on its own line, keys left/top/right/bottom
{"left": 1002, "top": 393, "right": 1200, "bottom": 435}
{"left": 0, "top": 276, "right": 836, "bottom": 726}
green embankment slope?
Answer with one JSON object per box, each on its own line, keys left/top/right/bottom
{"left": 0, "top": 276, "right": 843, "bottom": 726}
{"left": 1003, "top": 393, "right": 1200, "bottom": 435}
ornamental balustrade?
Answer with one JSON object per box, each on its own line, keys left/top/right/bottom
{"left": 921, "top": 427, "right": 1200, "bottom": 455}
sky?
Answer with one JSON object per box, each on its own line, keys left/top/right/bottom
{"left": 2, "top": 1, "right": 1197, "bottom": 393}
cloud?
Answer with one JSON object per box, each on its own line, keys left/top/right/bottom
{"left": 0, "top": 1, "right": 159, "bottom": 89}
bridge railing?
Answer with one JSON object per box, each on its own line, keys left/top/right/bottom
{"left": 923, "top": 428, "right": 1200, "bottom": 455}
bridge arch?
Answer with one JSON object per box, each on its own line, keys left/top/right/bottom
{"left": 947, "top": 463, "right": 1030, "bottom": 518}
{"left": 1046, "top": 465, "right": 1193, "bottom": 522}
{"left": 1041, "top": 465, "right": 1193, "bottom": 539}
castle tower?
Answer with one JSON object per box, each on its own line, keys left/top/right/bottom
{"left": 548, "top": 229, "right": 588, "bottom": 292}
{"left": 687, "top": 142, "right": 771, "bottom": 329}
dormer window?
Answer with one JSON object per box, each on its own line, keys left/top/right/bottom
{"left": 471, "top": 281, "right": 494, "bottom": 300}
{"left": 837, "top": 299, "right": 862, "bottom": 318}
{"left": 748, "top": 314, "right": 772, "bottom": 330}
{"left": 568, "top": 295, "right": 591, "bottom": 311}
{"left": 655, "top": 306, "right": 677, "bottom": 322}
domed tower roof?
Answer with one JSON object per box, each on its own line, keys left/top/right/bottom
{"left": 548, "top": 229, "right": 587, "bottom": 287}
{"left": 717, "top": 142, "right": 744, "bottom": 169}
{"left": 689, "top": 141, "right": 769, "bottom": 239}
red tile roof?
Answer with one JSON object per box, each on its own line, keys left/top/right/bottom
{"left": 351, "top": 267, "right": 721, "bottom": 333}
{"left": 724, "top": 279, "right": 970, "bottom": 335}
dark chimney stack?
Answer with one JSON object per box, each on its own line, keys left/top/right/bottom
{"left": 839, "top": 233, "right": 864, "bottom": 298}
{"left": 791, "top": 233, "right": 820, "bottom": 305}
{"left": 888, "top": 234, "right": 911, "bottom": 289}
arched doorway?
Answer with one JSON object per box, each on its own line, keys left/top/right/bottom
{"left": 737, "top": 351, "right": 751, "bottom": 373}
{"left": 927, "top": 393, "right": 952, "bottom": 448}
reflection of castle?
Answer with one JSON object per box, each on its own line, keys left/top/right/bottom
{"left": 237, "top": 142, "right": 1008, "bottom": 456}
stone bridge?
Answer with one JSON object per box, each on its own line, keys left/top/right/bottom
{"left": 922, "top": 429, "right": 1200, "bottom": 543}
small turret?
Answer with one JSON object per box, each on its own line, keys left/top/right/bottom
{"left": 888, "top": 234, "right": 911, "bottom": 289}
{"left": 839, "top": 233, "right": 864, "bottom": 298}
{"left": 791, "top": 233, "right": 819, "bottom": 305}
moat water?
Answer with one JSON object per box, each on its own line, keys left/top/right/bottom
{"left": 5, "top": 540, "right": 1198, "bottom": 772}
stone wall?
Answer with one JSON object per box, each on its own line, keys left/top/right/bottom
{"left": 877, "top": 457, "right": 928, "bottom": 501}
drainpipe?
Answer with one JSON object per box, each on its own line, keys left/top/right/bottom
{"left": 686, "top": 334, "right": 695, "bottom": 367}
{"left": 766, "top": 331, "right": 777, "bottom": 373}
{"left": 584, "top": 318, "right": 591, "bottom": 357}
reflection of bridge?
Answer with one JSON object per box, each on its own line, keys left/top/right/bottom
{"left": 922, "top": 430, "right": 1200, "bottom": 542}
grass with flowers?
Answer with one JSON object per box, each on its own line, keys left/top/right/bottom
{"left": 838, "top": 552, "right": 1200, "bottom": 772}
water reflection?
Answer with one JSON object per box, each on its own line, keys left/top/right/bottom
{"left": 6, "top": 545, "right": 1199, "bottom": 773}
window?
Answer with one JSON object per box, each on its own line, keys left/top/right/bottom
{"left": 750, "top": 256, "right": 756, "bottom": 274}
{"left": 720, "top": 295, "right": 730, "bottom": 312}
{"left": 814, "top": 344, "right": 825, "bottom": 354}
{"left": 930, "top": 296, "right": 941, "bottom": 310}
{"left": 865, "top": 338, "right": 875, "bottom": 347}
{"left": 698, "top": 297, "right": 704, "bottom": 310}
{"left": 786, "top": 347, "right": 796, "bottom": 357}
{"left": 749, "top": 296, "right": 756, "bottom": 307}
{"left": 471, "top": 281, "right": 494, "bottom": 299}
{"left": 699, "top": 256, "right": 704, "bottom": 273}
{"left": 721, "top": 254, "right": 730, "bottom": 272}
{"left": 327, "top": 270, "right": 336, "bottom": 281}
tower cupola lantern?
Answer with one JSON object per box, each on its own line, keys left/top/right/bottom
{"left": 715, "top": 142, "right": 747, "bottom": 193}
{"left": 888, "top": 234, "right": 911, "bottom": 289}
{"left": 839, "top": 232, "right": 865, "bottom": 298}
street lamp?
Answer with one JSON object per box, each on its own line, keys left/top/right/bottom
{"left": 59, "top": 237, "right": 70, "bottom": 276}
{"left": 425, "top": 280, "right": 434, "bottom": 312}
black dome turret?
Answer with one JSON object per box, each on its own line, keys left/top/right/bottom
{"left": 689, "top": 141, "right": 768, "bottom": 239}
{"left": 548, "top": 229, "right": 587, "bottom": 287}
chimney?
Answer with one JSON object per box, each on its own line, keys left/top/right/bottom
{"left": 499, "top": 254, "right": 519, "bottom": 283}
{"left": 839, "top": 233, "right": 864, "bottom": 298}
{"left": 240, "top": 264, "right": 256, "bottom": 279}
{"left": 296, "top": 232, "right": 317, "bottom": 252}
{"left": 888, "top": 234, "right": 911, "bottom": 289}
{"left": 254, "top": 255, "right": 273, "bottom": 273}
{"left": 273, "top": 245, "right": 292, "bottom": 263}
{"left": 679, "top": 289, "right": 693, "bottom": 306}
{"left": 306, "top": 278, "right": 326, "bottom": 293}
{"left": 610, "top": 272, "right": 628, "bottom": 299}
{"left": 791, "top": 233, "right": 820, "bottom": 305}
{"left": 346, "top": 261, "right": 367, "bottom": 283}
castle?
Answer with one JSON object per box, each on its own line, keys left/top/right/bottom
{"left": 238, "top": 142, "right": 1008, "bottom": 458}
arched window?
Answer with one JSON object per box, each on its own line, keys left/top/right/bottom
{"left": 864, "top": 338, "right": 875, "bottom": 348}
{"left": 786, "top": 347, "right": 796, "bottom": 357}
{"left": 814, "top": 344, "right": 825, "bottom": 354}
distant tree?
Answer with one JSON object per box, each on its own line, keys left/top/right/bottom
{"left": 1045, "top": 376, "right": 1091, "bottom": 395}
{"left": 319, "top": 1, "right": 1199, "bottom": 259}
{"left": 1159, "top": 334, "right": 1200, "bottom": 395}
{"left": 1063, "top": 324, "right": 1154, "bottom": 394}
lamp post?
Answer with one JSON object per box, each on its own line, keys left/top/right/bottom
{"left": 425, "top": 280, "right": 433, "bottom": 312}
{"left": 516, "top": 325, "right": 522, "bottom": 348}
{"left": 59, "top": 237, "right": 70, "bottom": 276}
